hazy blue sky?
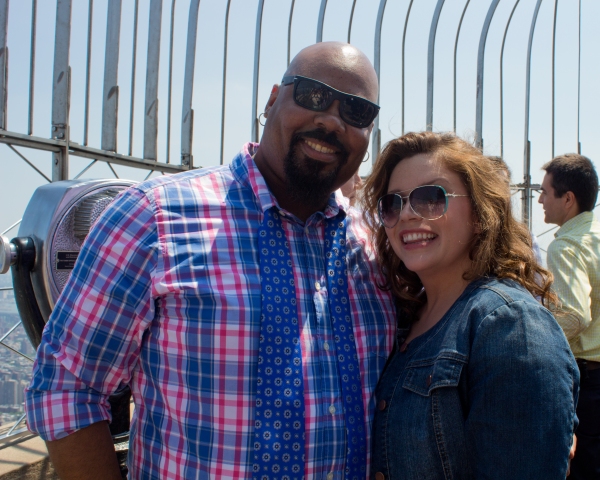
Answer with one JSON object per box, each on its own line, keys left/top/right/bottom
{"left": 1, "top": 0, "right": 599, "bottom": 259}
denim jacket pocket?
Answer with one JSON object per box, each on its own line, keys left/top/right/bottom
{"left": 402, "top": 352, "right": 468, "bottom": 397}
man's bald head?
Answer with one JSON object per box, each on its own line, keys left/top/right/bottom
{"left": 285, "top": 42, "right": 378, "bottom": 103}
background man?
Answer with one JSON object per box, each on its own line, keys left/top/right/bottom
{"left": 539, "top": 153, "right": 600, "bottom": 479}
{"left": 25, "top": 42, "right": 396, "bottom": 479}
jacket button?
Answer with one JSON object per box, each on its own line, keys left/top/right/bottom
{"left": 377, "top": 399, "right": 387, "bottom": 411}
{"left": 427, "top": 374, "right": 432, "bottom": 386}
{"left": 375, "top": 472, "right": 385, "bottom": 480}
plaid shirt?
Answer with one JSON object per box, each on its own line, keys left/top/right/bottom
{"left": 26, "top": 143, "right": 396, "bottom": 479}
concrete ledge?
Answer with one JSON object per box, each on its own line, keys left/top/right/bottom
{"left": 0, "top": 434, "right": 57, "bottom": 479}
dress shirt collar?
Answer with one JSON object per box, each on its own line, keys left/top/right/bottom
{"left": 554, "top": 211, "right": 595, "bottom": 238}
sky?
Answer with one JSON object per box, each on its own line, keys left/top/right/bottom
{"left": 1, "top": 0, "right": 600, "bottom": 262}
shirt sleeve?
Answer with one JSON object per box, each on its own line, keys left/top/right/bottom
{"left": 547, "top": 237, "right": 592, "bottom": 340}
{"left": 25, "top": 187, "right": 159, "bottom": 441}
{"left": 466, "top": 301, "right": 579, "bottom": 479}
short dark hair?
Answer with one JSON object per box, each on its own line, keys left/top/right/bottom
{"left": 542, "top": 154, "right": 599, "bottom": 212}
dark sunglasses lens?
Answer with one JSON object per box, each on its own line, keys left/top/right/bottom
{"left": 378, "top": 194, "right": 403, "bottom": 227}
{"left": 339, "top": 97, "right": 377, "bottom": 128}
{"left": 295, "top": 79, "right": 334, "bottom": 111}
{"left": 409, "top": 186, "right": 447, "bottom": 219}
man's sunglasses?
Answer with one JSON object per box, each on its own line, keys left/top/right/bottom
{"left": 377, "top": 185, "right": 469, "bottom": 228}
{"left": 281, "top": 75, "right": 380, "bottom": 129}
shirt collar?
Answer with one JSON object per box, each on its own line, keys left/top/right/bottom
{"left": 230, "top": 142, "right": 348, "bottom": 222}
{"left": 554, "top": 211, "right": 595, "bottom": 238}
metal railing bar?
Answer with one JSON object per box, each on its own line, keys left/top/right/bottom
{"left": 475, "top": 0, "right": 501, "bottom": 148}
{"left": 165, "top": 0, "right": 176, "bottom": 164}
{"left": 499, "top": 0, "right": 521, "bottom": 158}
{"left": 250, "top": 0, "right": 265, "bottom": 143}
{"left": 6, "top": 415, "right": 27, "bottom": 437}
{"left": 7, "top": 145, "right": 51, "bottom": 183}
{"left": 68, "top": 143, "right": 187, "bottom": 173}
{"left": 0, "top": 340, "right": 34, "bottom": 363}
{"left": 0, "top": 0, "right": 9, "bottom": 130}
{"left": 287, "top": 0, "right": 295, "bottom": 67}
{"left": 128, "top": 0, "right": 139, "bottom": 156}
{"left": 28, "top": 0, "right": 38, "bottom": 136}
{"left": 453, "top": 0, "right": 471, "bottom": 133}
{"left": 180, "top": 0, "right": 200, "bottom": 168}
{"left": 577, "top": 0, "right": 581, "bottom": 154}
{"left": 107, "top": 162, "right": 119, "bottom": 179}
{"left": 316, "top": 0, "right": 327, "bottom": 43}
{"left": 371, "top": 0, "right": 387, "bottom": 164}
{"left": 143, "top": 170, "right": 154, "bottom": 181}
{"left": 522, "top": 0, "right": 544, "bottom": 228}
{"left": 0, "top": 286, "right": 13, "bottom": 291}
{"left": 401, "top": 0, "right": 415, "bottom": 135}
{"left": 347, "top": 0, "right": 357, "bottom": 43}
{"left": 0, "top": 321, "right": 21, "bottom": 344}
{"left": 143, "top": 0, "right": 163, "bottom": 162}
{"left": 1, "top": 219, "right": 21, "bottom": 236}
{"left": 426, "top": 0, "right": 446, "bottom": 131}
{"left": 0, "top": 130, "right": 62, "bottom": 151}
{"left": 551, "top": 0, "right": 558, "bottom": 158}
{"left": 83, "top": 0, "right": 93, "bottom": 146}
{"left": 0, "top": 431, "right": 37, "bottom": 451}
{"left": 73, "top": 159, "right": 98, "bottom": 179}
{"left": 101, "top": 0, "right": 122, "bottom": 153}
{"left": 219, "top": 0, "right": 232, "bottom": 166}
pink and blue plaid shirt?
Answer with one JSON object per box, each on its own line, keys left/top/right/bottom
{"left": 26, "top": 143, "right": 396, "bottom": 479}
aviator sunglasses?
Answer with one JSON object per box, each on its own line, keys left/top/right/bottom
{"left": 378, "top": 185, "right": 469, "bottom": 228}
{"left": 281, "top": 75, "right": 380, "bottom": 128}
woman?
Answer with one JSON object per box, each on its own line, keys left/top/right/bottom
{"left": 363, "top": 132, "right": 578, "bottom": 479}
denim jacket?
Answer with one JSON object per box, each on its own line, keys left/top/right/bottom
{"left": 371, "top": 277, "right": 579, "bottom": 480}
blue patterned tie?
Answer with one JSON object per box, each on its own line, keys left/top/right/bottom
{"left": 253, "top": 207, "right": 366, "bottom": 480}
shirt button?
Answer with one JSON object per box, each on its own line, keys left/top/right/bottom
{"left": 315, "top": 281, "right": 321, "bottom": 291}
{"left": 323, "top": 342, "right": 330, "bottom": 351}
{"left": 375, "top": 473, "right": 385, "bottom": 480}
{"left": 329, "top": 405, "right": 336, "bottom": 415}
{"left": 377, "top": 399, "right": 387, "bottom": 411}
{"left": 327, "top": 473, "right": 334, "bottom": 480}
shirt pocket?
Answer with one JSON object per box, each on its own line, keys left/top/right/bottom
{"left": 402, "top": 352, "right": 467, "bottom": 397}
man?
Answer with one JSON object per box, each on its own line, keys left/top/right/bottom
{"left": 539, "top": 153, "right": 600, "bottom": 479}
{"left": 25, "top": 42, "right": 396, "bottom": 479}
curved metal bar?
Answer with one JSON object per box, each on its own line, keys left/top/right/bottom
{"left": 577, "top": 0, "right": 581, "bottom": 153}
{"left": 474, "top": 0, "right": 501, "bottom": 148}
{"left": 522, "top": 0, "right": 544, "bottom": 227}
{"left": 401, "top": 0, "right": 415, "bottom": 135}
{"left": 143, "top": 0, "right": 163, "bottom": 162}
{"left": 250, "top": 0, "right": 265, "bottom": 143}
{"left": 453, "top": 0, "right": 471, "bottom": 133}
{"left": 499, "top": 0, "right": 521, "bottom": 158}
{"left": 101, "top": 0, "right": 122, "bottom": 153}
{"left": 551, "top": 0, "right": 558, "bottom": 158}
{"left": 165, "top": 0, "right": 177, "bottom": 164}
{"left": 180, "top": 0, "right": 201, "bottom": 168}
{"left": 128, "top": 0, "right": 139, "bottom": 156}
{"left": 219, "top": 0, "right": 232, "bottom": 165}
{"left": 28, "top": 0, "right": 38, "bottom": 136}
{"left": 347, "top": 0, "right": 357, "bottom": 43}
{"left": 287, "top": 0, "right": 295, "bottom": 66}
{"left": 371, "top": 0, "right": 387, "bottom": 164}
{"left": 426, "top": 0, "right": 446, "bottom": 131}
{"left": 316, "top": 0, "right": 327, "bottom": 43}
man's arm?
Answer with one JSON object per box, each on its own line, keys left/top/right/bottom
{"left": 46, "top": 421, "right": 121, "bottom": 480}
{"left": 547, "top": 239, "right": 592, "bottom": 339}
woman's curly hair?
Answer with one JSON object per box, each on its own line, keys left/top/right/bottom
{"left": 362, "top": 131, "right": 557, "bottom": 323}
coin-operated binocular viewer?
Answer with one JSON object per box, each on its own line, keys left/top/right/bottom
{"left": 0, "top": 179, "right": 137, "bottom": 477}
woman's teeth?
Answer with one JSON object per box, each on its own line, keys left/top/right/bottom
{"left": 306, "top": 140, "right": 335, "bottom": 154}
{"left": 403, "top": 232, "right": 436, "bottom": 244}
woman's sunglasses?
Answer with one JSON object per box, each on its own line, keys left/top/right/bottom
{"left": 377, "top": 185, "right": 469, "bottom": 228}
{"left": 281, "top": 75, "right": 380, "bottom": 129}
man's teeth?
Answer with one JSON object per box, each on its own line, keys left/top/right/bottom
{"left": 306, "top": 140, "right": 335, "bottom": 154}
{"left": 403, "top": 232, "right": 436, "bottom": 243}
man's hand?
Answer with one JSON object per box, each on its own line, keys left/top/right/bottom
{"left": 567, "top": 434, "right": 577, "bottom": 477}
{"left": 45, "top": 421, "right": 122, "bottom": 480}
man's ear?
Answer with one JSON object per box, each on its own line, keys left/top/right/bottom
{"left": 263, "top": 84, "right": 280, "bottom": 118}
{"left": 564, "top": 191, "right": 579, "bottom": 213}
